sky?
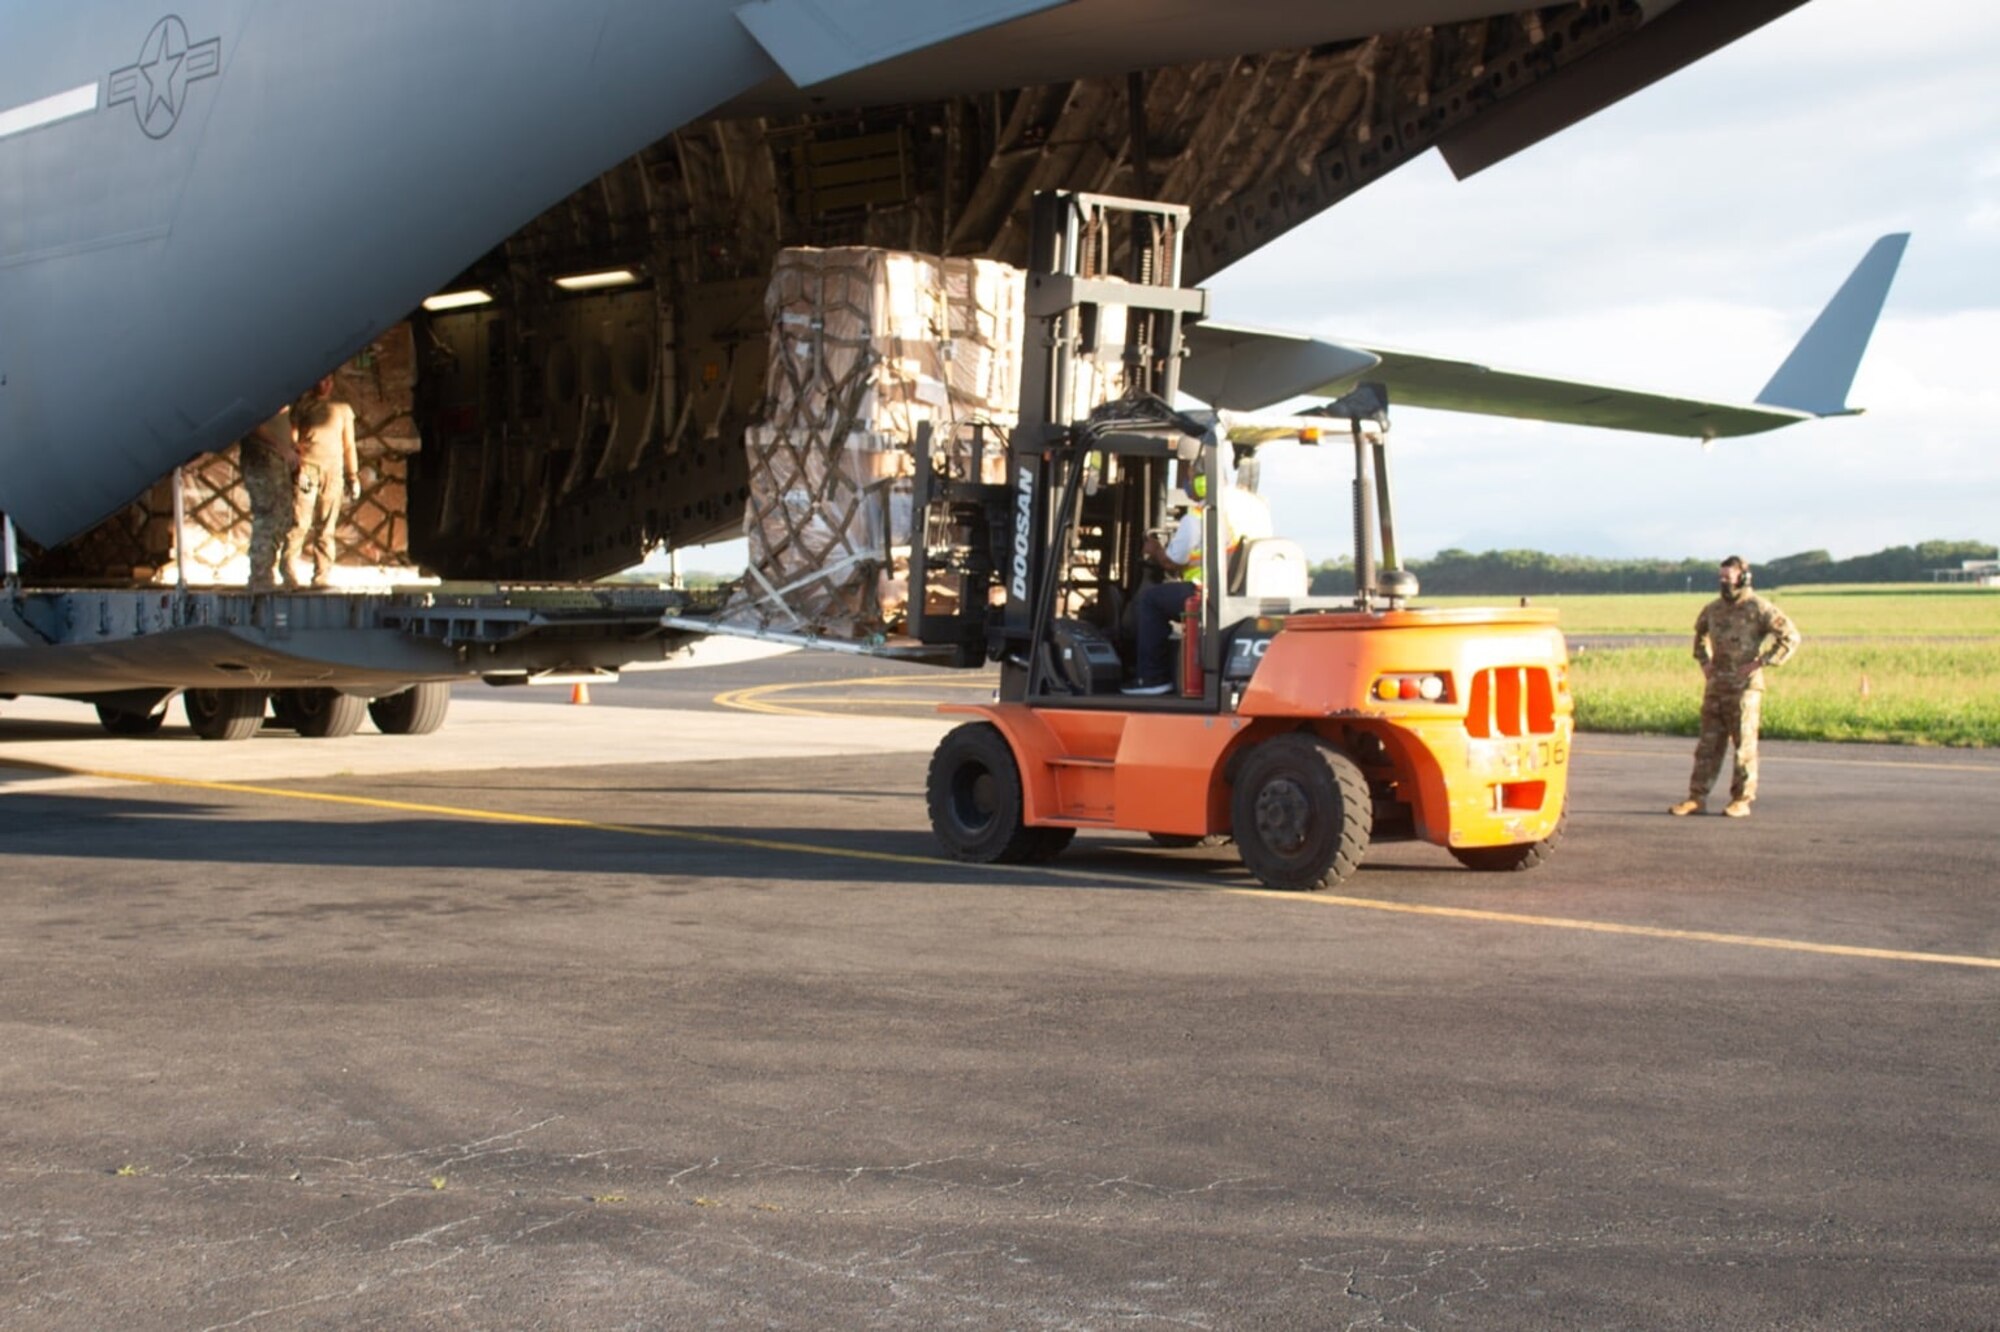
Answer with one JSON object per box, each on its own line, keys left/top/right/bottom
{"left": 674, "top": 0, "right": 1999, "bottom": 573}
{"left": 1204, "top": 0, "right": 2000, "bottom": 564}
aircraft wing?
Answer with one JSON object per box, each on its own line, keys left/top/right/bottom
{"left": 1184, "top": 322, "right": 1815, "bottom": 439}
{"left": 1305, "top": 345, "right": 1818, "bottom": 439}
{"left": 1183, "top": 234, "right": 1908, "bottom": 441}
{"left": 1176, "top": 323, "right": 1381, "bottom": 419}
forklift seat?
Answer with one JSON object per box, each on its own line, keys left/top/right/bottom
{"left": 1230, "top": 537, "right": 1310, "bottom": 600}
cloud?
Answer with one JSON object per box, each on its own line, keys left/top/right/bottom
{"left": 1205, "top": 0, "right": 1998, "bottom": 562}
{"left": 1213, "top": 0, "right": 1999, "bottom": 325}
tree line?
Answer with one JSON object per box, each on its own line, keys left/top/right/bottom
{"left": 1307, "top": 540, "right": 1998, "bottom": 596}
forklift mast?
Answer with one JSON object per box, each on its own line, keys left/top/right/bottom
{"left": 906, "top": 192, "right": 1209, "bottom": 697}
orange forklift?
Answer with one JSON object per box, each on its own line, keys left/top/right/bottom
{"left": 907, "top": 193, "right": 1571, "bottom": 890}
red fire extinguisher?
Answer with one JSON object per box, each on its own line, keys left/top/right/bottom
{"left": 1180, "top": 588, "right": 1203, "bottom": 697}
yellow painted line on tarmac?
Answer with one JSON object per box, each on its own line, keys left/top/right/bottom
{"left": 729, "top": 696, "right": 959, "bottom": 712}
{"left": 0, "top": 759, "right": 951, "bottom": 867}
{"left": 5, "top": 756, "right": 1998, "bottom": 972}
{"left": 1234, "top": 890, "right": 2000, "bottom": 969}
{"left": 715, "top": 674, "right": 992, "bottom": 718}
{"left": 1583, "top": 745, "right": 2000, "bottom": 775}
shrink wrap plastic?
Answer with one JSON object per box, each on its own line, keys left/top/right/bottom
{"left": 720, "top": 247, "right": 1122, "bottom": 637}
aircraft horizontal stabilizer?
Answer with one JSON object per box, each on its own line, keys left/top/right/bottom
{"left": 1183, "top": 235, "right": 1908, "bottom": 441}
{"left": 735, "top": 0, "right": 1068, "bottom": 88}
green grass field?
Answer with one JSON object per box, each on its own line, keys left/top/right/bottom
{"left": 1429, "top": 585, "right": 2000, "bottom": 747}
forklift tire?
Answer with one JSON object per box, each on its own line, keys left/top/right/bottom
{"left": 95, "top": 703, "right": 167, "bottom": 736}
{"left": 1148, "top": 832, "right": 1230, "bottom": 849}
{"left": 282, "top": 688, "right": 368, "bottom": 739}
{"left": 368, "top": 682, "right": 451, "bottom": 736}
{"left": 927, "top": 722, "right": 1074, "bottom": 865}
{"left": 1231, "top": 733, "right": 1372, "bottom": 891}
{"left": 1449, "top": 802, "right": 1567, "bottom": 873}
{"left": 183, "top": 689, "right": 268, "bottom": 742}
{"left": 1022, "top": 825, "right": 1079, "bottom": 860}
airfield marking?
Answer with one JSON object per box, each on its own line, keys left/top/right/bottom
{"left": 714, "top": 674, "right": 992, "bottom": 717}
{"left": 5, "top": 757, "right": 1998, "bottom": 973}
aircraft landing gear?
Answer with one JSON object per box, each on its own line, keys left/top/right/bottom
{"left": 368, "top": 682, "right": 452, "bottom": 736}
{"left": 276, "top": 688, "right": 368, "bottom": 738}
{"left": 95, "top": 702, "right": 168, "bottom": 736}
{"left": 183, "top": 688, "right": 268, "bottom": 742}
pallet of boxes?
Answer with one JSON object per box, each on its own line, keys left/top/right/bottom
{"left": 717, "top": 246, "right": 1117, "bottom": 642}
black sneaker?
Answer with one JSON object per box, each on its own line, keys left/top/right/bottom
{"left": 1121, "top": 680, "right": 1173, "bottom": 696}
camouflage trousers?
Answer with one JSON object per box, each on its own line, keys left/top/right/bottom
{"left": 1689, "top": 685, "right": 1763, "bottom": 803}
{"left": 242, "top": 453, "right": 296, "bottom": 590}
{"left": 286, "top": 463, "right": 339, "bottom": 587}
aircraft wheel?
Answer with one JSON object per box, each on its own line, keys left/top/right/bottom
{"left": 368, "top": 682, "right": 452, "bottom": 736}
{"left": 1450, "top": 802, "right": 1567, "bottom": 873}
{"left": 1231, "top": 733, "right": 1372, "bottom": 891}
{"left": 1147, "top": 832, "right": 1230, "bottom": 849}
{"left": 282, "top": 688, "right": 368, "bottom": 739}
{"left": 96, "top": 702, "right": 168, "bottom": 736}
{"left": 183, "top": 689, "right": 268, "bottom": 742}
{"left": 268, "top": 690, "right": 306, "bottom": 732}
{"left": 927, "top": 722, "right": 1072, "bottom": 864}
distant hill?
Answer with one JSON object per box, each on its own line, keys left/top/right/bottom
{"left": 1309, "top": 540, "right": 1998, "bottom": 596}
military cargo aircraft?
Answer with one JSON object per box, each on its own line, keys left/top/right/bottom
{"left": 0, "top": 0, "right": 1879, "bottom": 728}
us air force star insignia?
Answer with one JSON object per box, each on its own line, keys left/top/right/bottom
{"left": 107, "top": 15, "right": 221, "bottom": 140}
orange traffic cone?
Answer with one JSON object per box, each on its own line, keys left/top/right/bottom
{"left": 570, "top": 682, "right": 591, "bottom": 705}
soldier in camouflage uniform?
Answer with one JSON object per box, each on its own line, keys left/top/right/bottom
{"left": 239, "top": 406, "right": 298, "bottom": 591}
{"left": 1669, "top": 556, "right": 1801, "bottom": 819}
{"left": 285, "top": 377, "right": 359, "bottom": 588}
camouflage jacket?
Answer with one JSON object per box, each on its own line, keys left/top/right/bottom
{"left": 1693, "top": 591, "right": 1801, "bottom": 693}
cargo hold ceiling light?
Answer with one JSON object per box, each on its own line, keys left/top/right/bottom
{"left": 553, "top": 269, "right": 642, "bottom": 291}
{"left": 421, "top": 289, "right": 494, "bottom": 312}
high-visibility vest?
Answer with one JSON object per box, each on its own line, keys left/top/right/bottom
{"left": 1176, "top": 491, "right": 1264, "bottom": 578}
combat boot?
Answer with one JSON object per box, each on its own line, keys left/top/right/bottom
{"left": 1723, "top": 800, "right": 1752, "bottom": 818}
{"left": 1668, "top": 799, "right": 1703, "bottom": 817}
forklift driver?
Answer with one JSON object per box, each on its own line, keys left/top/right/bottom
{"left": 1123, "top": 469, "right": 1272, "bottom": 694}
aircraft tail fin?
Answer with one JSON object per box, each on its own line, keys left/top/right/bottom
{"left": 1754, "top": 233, "right": 1908, "bottom": 417}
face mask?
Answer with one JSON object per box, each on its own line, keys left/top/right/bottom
{"left": 1720, "top": 575, "right": 1746, "bottom": 601}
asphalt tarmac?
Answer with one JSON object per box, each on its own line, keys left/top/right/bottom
{"left": 2, "top": 656, "right": 1997, "bottom": 1330}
